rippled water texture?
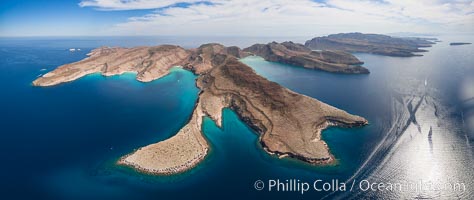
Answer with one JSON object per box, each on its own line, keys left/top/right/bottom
{"left": 0, "top": 35, "right": 472, "bottom": 199}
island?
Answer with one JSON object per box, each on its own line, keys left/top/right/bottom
{"left": 33, "top": 43, "right": 368, "bottom": 175}
{"left": 33, "top": 42, "right": 368, "bottom": 87}
{"left": 244, "top": 41, "right": 369, "bottom": 74}
{"left": 304, "top": 32, "right": 436, "bottom": 57}
{"left": 450, "top": 42, "right": 472, "bottom": 46}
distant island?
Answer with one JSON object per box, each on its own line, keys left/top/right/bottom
{"left": 33, "top": 32, "right": 437, "bottom": 175}
{"left": 450, "top": 42, "right": 472, "bottom": 46}
{"left": 305, "top": 32, "right": 436, "bottom": 57}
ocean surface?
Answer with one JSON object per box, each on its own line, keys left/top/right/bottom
{"left": 0, "top": 36, "right": 473, "bottom": 199}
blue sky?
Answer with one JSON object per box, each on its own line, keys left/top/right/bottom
{"left": 0, "top": 0, "right": 152, "bottom": 36}
{"left": 1, "top": 0, "right": 473, "bottom": 37}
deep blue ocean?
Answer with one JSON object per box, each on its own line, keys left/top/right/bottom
{"left": 0, "top": 36, "right": 473, "bottom": 199}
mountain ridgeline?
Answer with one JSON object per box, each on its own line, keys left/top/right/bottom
{"left": 244, "top": 41, "right": 369, "bottom": 74}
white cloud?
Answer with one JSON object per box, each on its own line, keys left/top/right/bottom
{"left": 79, "top": 0, "right": 203, "bottom": 10}
{"left": 80, "top": 0, "right": 474, "bottom": 36}
{"left": 328, "top": 0, "right": 474, "bottom": 25}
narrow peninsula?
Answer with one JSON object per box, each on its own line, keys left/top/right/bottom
{"left": 33, "top": 43, "right": 368, "bottom": 175}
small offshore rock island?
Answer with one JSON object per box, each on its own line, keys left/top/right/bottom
{"left": 33, "top": 33, "right": 435, "bottom": 175}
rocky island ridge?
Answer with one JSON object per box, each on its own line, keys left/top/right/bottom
{"left": 244, "top": 41, "right": 369, "bottom": 74}
{"left": 33, "top": 41, "right": 370, "bottom": 86}
{"left": 305, "top": 32, "right": 436, "bottom": 57}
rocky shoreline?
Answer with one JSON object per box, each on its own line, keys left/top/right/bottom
{"left": 117, "top": 95, "right": 209, "bottom": 175}
{"left": 33, "top": 42, "right": 368, "bottom": 175}
{"left": 244, "top": 41, "right": 369, "bottom": 74}
{"left": 117, "top": 148, "right": 208, "bottom": 175}
{"left": 33, "top": 42, "right": 372, "bottom": 87}
{"left": 116, "top": 55, "right": 366, "bottom": 174}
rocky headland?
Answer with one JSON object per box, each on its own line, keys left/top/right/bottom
{"left": 34, "top": 43, "right": 368, "bottom": 175}
{"left": 244, "top": 41, "right": 369, "bottom": 74}
{"left": 305, "top": 32, "right": 436, "bottom": 57}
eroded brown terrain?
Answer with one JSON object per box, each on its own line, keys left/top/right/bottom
{"left": 244, "top": 41, "right": 369, "bottom": 74}
{"left": 34, "top": 43, "right": 368, "bottom": 174}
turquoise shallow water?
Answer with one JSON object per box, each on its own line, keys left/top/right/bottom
{"left": 0, "top": 36, "right": 473, "bottom": 199}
